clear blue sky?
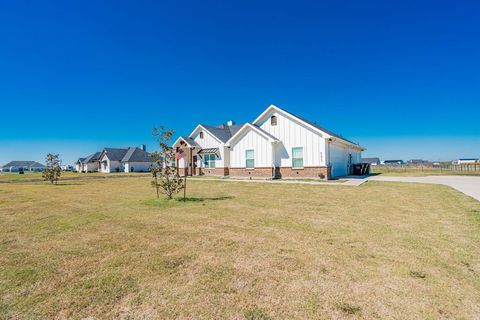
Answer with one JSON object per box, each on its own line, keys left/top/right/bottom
{"left": 1, "top": 0, "right": 479, "bottom": 165}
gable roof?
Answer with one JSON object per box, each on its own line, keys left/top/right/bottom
{"left": 173, "top": 136, "right": 201, "bottom": 148}
{"left": 253, "top": 104, "right": 365, "bottom": 150}
{"left": 100, "top": 148, "right": 129, "bottom": 161}
{"left": 82, "top": 152, "right": 101, "bottom": 164}
{"left": 188, "top": 123, "right": 246, "bottom": 144}
{"left": 361, "top": 157, "right": 380, "bottom": 164}
{"left": 225, "top": 123, "right": 280, "bottom": 146}
{"left": 1, "top": 161, "right": 45, "bottom": 168}
{"left": 121, "top": 147, "right": 155, "bottom": 162}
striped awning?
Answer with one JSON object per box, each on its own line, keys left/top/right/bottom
{"left": 198, "top": 148, "right": 219, "bottom": 154}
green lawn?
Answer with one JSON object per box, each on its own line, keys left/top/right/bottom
{"left": 1, "top": 174, "right": 479, "bottom": 319}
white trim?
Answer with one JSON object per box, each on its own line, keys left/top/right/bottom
{"left": 188, "top": 124, "right": 224, "bottom": 145}
{"left": 225, "top": 123, "right": 279, "bottom": 146}
{"left": 172, "top": 136, "right": 198, "bottom": 148}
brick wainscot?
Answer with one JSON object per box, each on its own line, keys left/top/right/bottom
{"left": 229, "top": 167, "right": 275, "bottom": 178}
{"left": 275, "top": 166, "right": 331, "bottom": 179}
{"left": 198, "top": 167, "right": 229, "bottom": 176}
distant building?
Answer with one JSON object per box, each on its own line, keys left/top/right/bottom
{"left": 383, "top": 160, "right": 404, "bottom": 166}
{"left": 361, "top": 157, "right": 381, "bottom": 166}
{"left": 76, "top": 145, "right": 155, "bottom": 173}
{"left": 0, "top": 161, "right": 46, "bottom": 173}
{"left": 407, "top": 159, "right": 429, "bottom": 165}
{"left": 453, "top": 158, "right": 479, "bottom": 165}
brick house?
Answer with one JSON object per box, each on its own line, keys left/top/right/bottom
{"left": 173, "top": 105, "right": 365, "bottom": 179}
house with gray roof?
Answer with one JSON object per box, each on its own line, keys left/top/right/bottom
{"left": 361, "top": 157, "right": 381, "bottom": 166}
{"left": 76, "top": 145, "right": 155, "bottom": 173}
{"left": 75, "top": 152, "right": 101, "bottom": 172}
{"left": 0, "top": 161, "right": 46, "bottom": 173}
{"left": 173, "top": 104, "right": 365, "bottom": 179}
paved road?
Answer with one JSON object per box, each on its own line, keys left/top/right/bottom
{"left": 367, "top": 175, "right": 480, "bottom": 201}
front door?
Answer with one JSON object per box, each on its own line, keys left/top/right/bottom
{"left": 192, "top": 155, "right": 197, "bottom": 175}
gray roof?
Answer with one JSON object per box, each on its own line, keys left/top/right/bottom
{"left": 81, "top": 152, "right": 101, "bottom": 164}
{"left": 121, "top": 147, "right": 155, "bottom": 162}
{"left": 179, "top": 136, "right": 200, "bottom": 147}
{"left": 101, "top": 148, "right": 129, "bottom": 161}
{"left": 199, "top": 123, "right": 246, "bottom": 143}
{"left": 1, "top": 161, "right": 45, "bottom": 168}
{"left": 361, "top": 157, "right": 380, "bottom": 164}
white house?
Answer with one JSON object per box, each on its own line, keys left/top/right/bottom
{"left": 173, "top": 105, "right": 365, "bottom": 179}
{"left": 77, "top": 145, "right": 155, "bottom": 173}
{"left": 76, "top": 152, "right": 101, "bottom": 172}
{"left": 0, "top": 161, "right": 46, "bottom": 173}
{"left": 454, "top": 158, "right": 479, "bottom": 165}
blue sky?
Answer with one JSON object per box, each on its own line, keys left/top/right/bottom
{"left": 0, "top": 0, "right": 479, "bottom": 165}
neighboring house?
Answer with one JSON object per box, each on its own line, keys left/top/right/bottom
{"left": 361, "top": 157, "right": 381, "bottom": 166}
{"left": 98, "top": 146, "right": 155, "bottom": 173}
{"left": 76, "top": 152, "right": 101, "bottom": 172}
{"left": 407, "top": 159, "right": 430, "bottom": 165}
{"left": 0, "top": 161, "right": 46, "bottom": 172}
{"left": 173, "top": 104, "right": 365, "bottom": 179}
{"left": 61, "top": 165, "right": 74, "bottom": 171}
{"left": 77, "top": 145, "right": 154, "bottom": 173}
{"left": 383, "top": 160, "right": 404, "bottom": 165}
{"left": 454, "top": 158, "right": 479, "bottom": 164}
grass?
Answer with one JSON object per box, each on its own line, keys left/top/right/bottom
{"left": 372, "top": 166, "right": 480, "bottom": 177}
{"left": 0, "top": 174, "right": 480, "bottom": 319}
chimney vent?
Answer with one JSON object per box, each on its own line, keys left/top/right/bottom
{"left": 227, "top": 120, "right": 235, "bottom": 126}
{"left": 140, "top": 144, "right": 146, "bottom": 151}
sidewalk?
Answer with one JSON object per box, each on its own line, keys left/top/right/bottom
{"left": 188, "top": 176, "right": 368, "bottom": 186}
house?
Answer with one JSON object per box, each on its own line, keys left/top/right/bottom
{"left": 0, "top": 161, "right": 46, "bottom": 173}
{"left": 61, "top": 165, "right": 74, "bottom": 171}
{"left": 454, "top": 158, "right": 479, "bottom": 165}
{"left": 407, "top": 159, "right": 430, "bottom": 165}
{"left": 76, "top": 152, "right": 101, "bottom": 172}
{"left": 361, "top": 157, "right": 381, "bottom": 166}
{"left": 77, "top": 145, "right": 155, "bottom": 173}
{"left": 173, "top": 104, "right": 365, "bottom": 179}
{"left": 383, "top": 160, "right": 404, "bottom": 166}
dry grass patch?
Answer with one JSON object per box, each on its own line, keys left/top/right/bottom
{"left": 0, "top": 175, "right": 479, "bottom": 319}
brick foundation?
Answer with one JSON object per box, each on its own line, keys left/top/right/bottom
{"left": 229, "top": 167, "right": 274, "bottom": 178}
{"left": 275, "top": 166, "right": 331, "bottom": 179}
{"left": 198, "top": 167, "right": 229, "bottom": 176}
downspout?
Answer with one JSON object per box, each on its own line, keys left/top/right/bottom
{"left": 271, "top": 142, "right": 275, "bottom": 179}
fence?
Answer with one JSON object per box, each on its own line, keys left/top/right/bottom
{"left": 372, "top": 164, "right": 480, "bottom": 175}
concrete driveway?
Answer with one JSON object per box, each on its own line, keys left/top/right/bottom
{"left": 367, "top": 175, "right": 480, "bottom": 201}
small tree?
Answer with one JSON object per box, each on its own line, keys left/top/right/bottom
{"left": 150, "top": 126, "right": 184, "bottom": 199}
{"left": 42, "top": 153, "right": 62, "bottom": 184}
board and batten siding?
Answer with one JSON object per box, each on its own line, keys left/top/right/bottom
{"left": 190, "top": 127, "right": 225, "bottom": 168}
{"left": 328, "top": 142, "right": 362, "bottom": 177}
{"left": 257, "top": 110, "right": 326, "bottom": 167}
{"left": 229, "top": 128, "right": 273, "bottom": 168}
{"left": 124, "top": 162, "right": 152, "bottom": 172}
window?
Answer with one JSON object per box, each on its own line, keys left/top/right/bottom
{"left": 203, "top": 154, "right": 216, "bottom": 168}
{"left": 245, "top": 150, "right": 255, "bottom": 169}
{"left": 292, "top": 147, "right": 303, "bottom": 168}
{"left": 199, "top": 131, "right": 204, "bottom": 139}
{"left": 270, "top": 115, "right": 277, "bottom": 126}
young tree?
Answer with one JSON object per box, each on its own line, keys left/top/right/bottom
{"left": 149, "top": 126, "right": 184, "bottom": 199}
{"left": 42, "top": 153, "right": 62, "bottom": 185}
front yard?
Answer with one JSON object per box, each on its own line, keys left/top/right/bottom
{"left": 0, "top": 174, "right": 479, "bottom": 319}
